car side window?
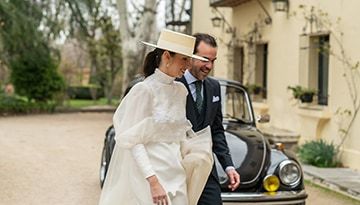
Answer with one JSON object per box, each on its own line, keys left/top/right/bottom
{"left": 222, "top": 85, "right": 251, "bottom": 123}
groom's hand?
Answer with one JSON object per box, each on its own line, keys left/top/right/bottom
{"left": 226, "top": 168, "right": 240, "bottom": 191}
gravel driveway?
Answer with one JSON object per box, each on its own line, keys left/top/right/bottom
{"left": 0, "top": 112, "right": 112, "bottom": 205}
{"left": 1, "top": 112, "right": 358, "bottom": 205}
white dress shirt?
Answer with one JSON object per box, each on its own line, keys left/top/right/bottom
{"left": 184, "top": 70, "right": 203, "bottom": 101}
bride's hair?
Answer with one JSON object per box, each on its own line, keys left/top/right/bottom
{"left": 143, "top": 48, "right": 175, "bottom": 77}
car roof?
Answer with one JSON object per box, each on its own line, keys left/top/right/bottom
{"left": 210, "top": 76, "right": 247, "bottom": 90}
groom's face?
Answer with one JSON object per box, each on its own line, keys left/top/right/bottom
{"left": 189, "top": 41, "right": 217, "bottom": 81}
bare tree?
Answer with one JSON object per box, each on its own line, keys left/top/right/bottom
{"left": 116, "top": 0, "right": 157, "bottom": 93}
{"left": 165, "top": 0, "right": 191, "bottom": 33}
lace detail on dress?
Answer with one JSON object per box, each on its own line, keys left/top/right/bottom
{"left": 153, "top": 107, "right": 173, "bottom": 123}
{"left": 153, "top": 103, "right": 185, "bottom": 123}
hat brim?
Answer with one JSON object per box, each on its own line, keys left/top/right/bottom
{"left": 141, "top": 41, "right": 208, "bottom": 62}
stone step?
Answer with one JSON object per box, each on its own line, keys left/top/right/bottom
{"left": 260, "top": 126, "right": 300, "bottom": 151}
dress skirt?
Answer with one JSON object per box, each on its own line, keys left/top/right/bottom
{"left": 99, "top": 142, "right": 188, "bottom": 205}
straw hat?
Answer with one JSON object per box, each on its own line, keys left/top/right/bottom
{"left": 141, "top": 29, "right": 208, "bottom": 61}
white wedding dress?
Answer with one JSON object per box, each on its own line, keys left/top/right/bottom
{"left": 99, "top": 69, "right": 212, "bottom": 205}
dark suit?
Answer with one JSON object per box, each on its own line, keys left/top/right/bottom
{"left": 178, "top": 76, "right": 234, "bottom": 205}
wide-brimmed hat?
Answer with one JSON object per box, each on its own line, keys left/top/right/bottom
{"left": 141, "top": 29, "right": 208, "bottom": 61}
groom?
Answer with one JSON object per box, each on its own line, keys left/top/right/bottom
{"left": 178, "top": 33, "right": 240, "bottom": 204}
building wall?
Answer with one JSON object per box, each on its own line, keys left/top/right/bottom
{"left": 192, "top": 0, "right": 360, "bottom": 170}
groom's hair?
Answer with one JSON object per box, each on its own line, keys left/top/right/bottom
{"left": 192, "top": 33, "right": 217, "bottom": 54}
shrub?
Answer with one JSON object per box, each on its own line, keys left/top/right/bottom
{"left": 0, "top": 94, "right": 56, "bottom": 114}
{"left": 298, "top": 139, "right": 338, "bottom": 167}
{"left": 245, "top": 83, "right": 262, "bottom": 95}
{"left": 67, "top": 84, "right": 104, "bottom": 100}
{"left": 0, "top": 94, "right": 28, "bottom": 113}
{"left": 9, "top": 48, "right": 65, "bottom": 102}
{"left": 287, "top": 85, "right": 316, "bottom": 98}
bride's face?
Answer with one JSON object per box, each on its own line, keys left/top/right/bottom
{"left": 163, "top": 52, "right": 190, "bottom": 78}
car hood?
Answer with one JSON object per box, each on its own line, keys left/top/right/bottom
{"left": 216, "top": 122, "right": 269, "bottom": 187}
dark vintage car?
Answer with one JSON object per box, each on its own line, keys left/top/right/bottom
{"left": 99, "top": 78, "right": 307, "bottom": 205}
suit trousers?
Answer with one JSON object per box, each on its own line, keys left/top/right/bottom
{"left": 197, "top": 173, "right": 222, "bottom": 205}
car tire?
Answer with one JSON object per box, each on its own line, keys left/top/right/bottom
{"left": 99, "top": 126, "right": 116, "bottom": 188}
{"left": 99, "top": 145, "right": 108, "bottom": 188}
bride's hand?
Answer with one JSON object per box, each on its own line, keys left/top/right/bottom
{"left": 147, "top": 175, "right": 168, "bottom": 205}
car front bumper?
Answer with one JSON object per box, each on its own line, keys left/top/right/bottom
{"left": 222, "top": 190, "right": 307, "bottom": 205}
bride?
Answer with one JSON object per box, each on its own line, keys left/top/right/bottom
{"left": 98, "top": 29, "right": 213, "bottom": 205}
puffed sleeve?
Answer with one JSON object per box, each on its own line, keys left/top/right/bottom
{"left": 112, "top": 82, "right": 155, "bottom": 178}
{"left": 112, "top": 82, "right": 153, "bottom": 148}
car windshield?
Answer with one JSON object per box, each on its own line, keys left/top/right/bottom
{"left": 221, "top": 84, "right": 253, "bottom": 124}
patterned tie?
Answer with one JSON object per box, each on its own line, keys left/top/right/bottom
{"left": 195, "top": 80, "right": 203, "bottom": 112}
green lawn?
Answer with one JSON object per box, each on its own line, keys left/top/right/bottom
{"left": 64, "top": 98, "right": 119, "bottom": 109}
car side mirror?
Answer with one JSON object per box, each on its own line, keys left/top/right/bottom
{"left": 257, "top": 114, "right": 270, "bottom": 123}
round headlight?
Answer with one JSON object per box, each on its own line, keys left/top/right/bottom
{"left": 279, "top": 160, "right": 301, "bottom": 186}
{"left": 263, "top": 175, "right": 280, "bottom": 192}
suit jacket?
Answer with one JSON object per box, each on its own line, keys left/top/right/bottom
{"left": 177, "top": 76, "right": 234, "bottom": 180}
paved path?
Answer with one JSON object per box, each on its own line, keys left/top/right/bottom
{"left": 303, "top": 164, "right": 360, "bottom": 201}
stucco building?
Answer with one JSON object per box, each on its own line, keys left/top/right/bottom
{"left": 191, "top": 0, "right": 360, "bottom": 170}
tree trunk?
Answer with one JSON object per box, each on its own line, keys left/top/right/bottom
{"left": 116, "top": 0, "right": 156, "bottom": 95}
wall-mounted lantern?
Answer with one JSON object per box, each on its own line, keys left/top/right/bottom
{"left": 272, "top": 0, "right": 289, "bottom": 13}
{"left": 210, "top": 8, "right": 237, "bottom": 36}
{"left": 211, "top": 16, "right": 222, "bottom": 28}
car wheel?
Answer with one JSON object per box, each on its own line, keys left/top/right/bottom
{"left": 99, "top": 146, "right": 108, "bottom": 188}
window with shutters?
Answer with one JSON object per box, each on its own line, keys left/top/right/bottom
{"left": 255, "top": 43, "right": 268, "bottom": 100}
{"left": 233, "top": 46, "right": 245, "bottom": 84}
{"left": 299, "top": 34, "right": 330, "bottom": 105}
